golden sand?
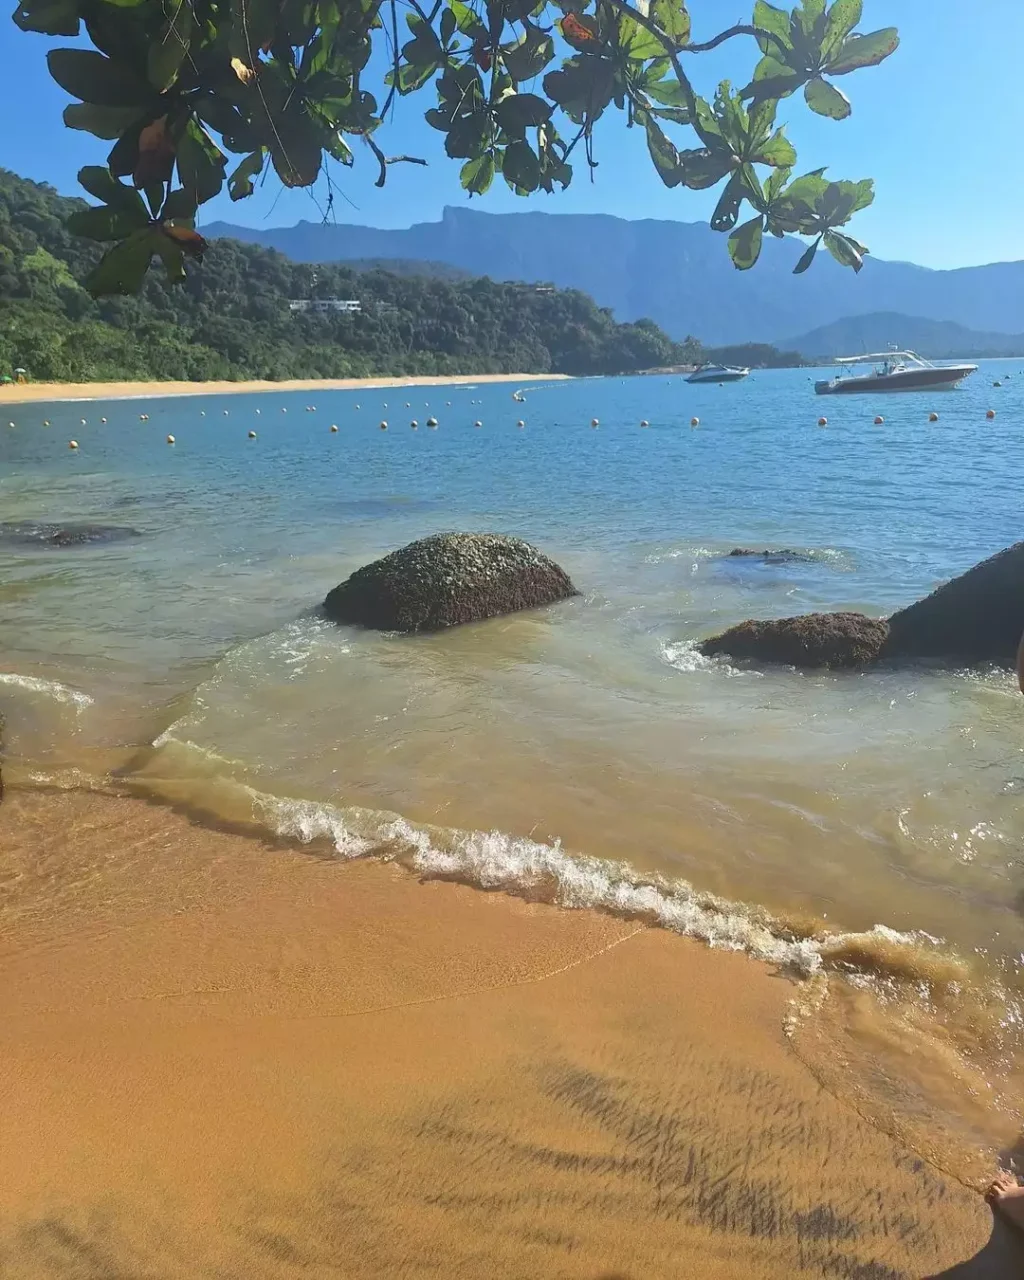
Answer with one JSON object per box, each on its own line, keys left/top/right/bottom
{"left": 0, "top": 787, "right": 1020, "bottom": 1278}
{"left": 0, "top": 373, "right": 567, "bottom": 405}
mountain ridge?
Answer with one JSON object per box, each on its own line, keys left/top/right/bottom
{"left": 203, "top": 206, "right": 1024, "bottom": 347}
{"left": 784, "top": 312, "right": 1024, "bottom": 361}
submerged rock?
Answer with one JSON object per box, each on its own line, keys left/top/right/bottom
{"left": 324, "top": 532, "right": 579, "bottom": 632}
{"left": 700, "top": 612, "right": 889, "bottom": 670}
{"left": 882, "top": 541, "right": 1024, "bottom": 667}
{"left": 726, "top": 548, "right": 815, "bottom": 564}
{"left": 0, "top": 521, "right": 141, "bottom": 548}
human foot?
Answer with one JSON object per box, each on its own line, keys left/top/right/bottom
{"left": 987, "top": 1170, "right": 1024, "bottom": 1232}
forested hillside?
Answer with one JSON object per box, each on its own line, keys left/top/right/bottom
{"left": 0, "top": 170, "right": 693, "bottom": 383}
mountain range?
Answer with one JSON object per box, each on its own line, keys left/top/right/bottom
{"left": 204, "top": 206, "right": 1024, "bottom": 348}
{"left": 784, "top": 312, "right": 1024, "bottom": 361}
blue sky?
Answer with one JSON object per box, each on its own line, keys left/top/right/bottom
{"left": 1, "top": 1, "right": 1018, "bottom": 268}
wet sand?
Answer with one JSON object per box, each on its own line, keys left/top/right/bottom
{"left": 0, "top": 373, "right": 567, "bottom": 405}
{"left": 0, "top": 787, "right": 1020, "bottom": 1279}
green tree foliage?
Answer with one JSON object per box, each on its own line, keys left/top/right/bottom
{"left": 0, "top": 167, "right": 696, "bottom": 379}
{"left": 11, "top": 0, "right": 897, "bottom": 296}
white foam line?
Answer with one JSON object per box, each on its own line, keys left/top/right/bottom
{"left": 246, "top": 786, "right": 829, "bottom": 974}
{"left": 0, "top": 671, "right": 93, "bottom": 709}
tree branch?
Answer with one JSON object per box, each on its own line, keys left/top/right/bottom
{"left": 684, "top": 23, "right": 788, "bottom": 56}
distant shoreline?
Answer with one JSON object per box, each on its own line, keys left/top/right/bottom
{"left": 0, "top": 372, "right": 570, "bottom": 405}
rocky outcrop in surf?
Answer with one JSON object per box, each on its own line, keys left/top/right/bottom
{"left": 700, "top": 541, "right": 1024, "bottom": 671}
{"left": 323, "top": 532, "right": 579, "bottom": 632}
{"left": 701, "top": 613, "right": 889, "bottom": 670}
{"left": 0, "top": 522, "right": 141, "bottom": 548}
{"left": 725, "top": 548, "right": 815, "bottom": 564}
{"left": 882, "top": 541, "right": 1024, "bottom": 667}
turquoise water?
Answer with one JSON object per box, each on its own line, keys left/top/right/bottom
{"left": 2, "top": 366, "right": 1024, "bottom": 1123}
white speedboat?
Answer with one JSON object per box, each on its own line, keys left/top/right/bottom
{"left": 686, "top": 364, "right": 749, "bottom": 384}
{"left": 815, "top": 350, "right": 977, "bottom": 395}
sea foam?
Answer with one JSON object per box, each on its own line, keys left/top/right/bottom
{"left": 0, "top": 671, "right": 93, "bottom": 709}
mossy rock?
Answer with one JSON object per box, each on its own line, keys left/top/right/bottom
{"left": 324, "top": 532, "right": 579, "bottom": 633}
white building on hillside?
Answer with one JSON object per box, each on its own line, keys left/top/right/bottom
{"left": 289, "top": 298, "right": 361, "bottom": 315}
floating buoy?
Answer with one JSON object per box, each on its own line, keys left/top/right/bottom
{"left": 355, "top": 403, "right": 361, "bottom": 410}
{"left": 248, "top": 429, "right": 257, "bottom": 439}
{"left": 200, "top": 410, "right": 205, "bottom": 417}
{"left": 380, "top": 421, "right": 388, "bottom": 430}
{"left": 591, "top": 418, "right": 599, "bottom": 427}
{"left": 640, "top": 420, "right": 649, "bottom": 428}
{"left": 446, "top": 401, "right": 451, "bottom": 407}
{"left": 874, "top": 416, "right": 884, "bottom": 425}
{"left": 140, "top": 414, "right": 149, "bottom": 422}
{"left": 42, "top": 419, "right": 50, "bottom": 426}
{"left": 994, "top": 381, "right": 1002, "bottom": 387}
{"left": 223, "top": 409, "right": 229, "bottom": 416}
{"left": 517, "top": 420, "right": 525, "bottom": 428}
{"left": 80, "top": 418, "right": 87, "bottom": 425}
{"left": 473, "top": 420, "right": 482, "bottom": 428}
{"left": 100, "top": 417, "right": 107, "bottom": 423}
{"left": 310, "top": 405, "right": 316, "bottom": 411}
{"left": 817, "top": 417, "right": 827, "bottom": 427}
{"left": 987, "top": 409, "right": 996, "bottom": 419}
{"left": 426, "top": 417, "right": 438, "bottom": 427}
{"left": 330, "top": 424, "right": 338, "bottom": 433}
{"left": 6, "top": 421, "right": 14, "bottom": 428}
{"left": 166, "top": 434, "right": 175, "bottom": 444}
{"left": 281, "top": 407, "right": 287, "bottom": 413}
{"left": 405, "top": 402, "right": 411, "bottom": 408}
{"left": 929, "top": 411, "right": 939, "bottom": 422}
{"left": 255, "top": 409, "right": 261, "bottom": 415}
{"left": 68, "top": 439, "right": 78, "bottom": 449}
{"left": 410, "top": 419, "right": 418, "bottom": 429}
{"left": 691, "top": 417, "right": 700, "bottom": 427}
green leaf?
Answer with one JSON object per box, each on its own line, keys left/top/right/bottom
{"left": 645, "top": 77, "right": 689, "bottom": 112}
{"left": 449, "top": 0, "right": 486, "bottom": 38}
{"left": 754, "top": 128, "right": 797, "bottom": 167}
{"left": 440, "top": 6, "right": 456, "bottom": 45}
{"left": 543, "top": 58, "right": 615, "bottom": 125}
{"left": 64, "top": 103, "right": 141, "bottom": 140}
{"left": 390, "top": 60, "right": 437, "bottom": 93}
{"left": 677, "top": 147, "right": 733, "bottom": 190}
{"left": 177, "top": 120, "right": 227, "bottom": 203}
{"left": 502, "top": 27, "right": 555, "bottom": 82}
{"left": 77, "top": 164, "right": 147, "bottom": 213}
{"left": 752, "top": 1, "right": 790, "bottom": 54}
{"left": 643, "top": 114, "right": 680, "bottom": 187}
{"left": 651, "top": 0, "right": 689, "bottom": 43}
{"left": 824, "top": 227, "right": 866, "bottom": 271}
{"left": 650, "top": 106, "right": 691, "bottom": 125}
{"left": 710, "top": 172, "right": 746, "bottom": 232}
{"left": 229, "top": 0, "right": 277, "bottom": 62}
{"left": 741, "top": 54, "right": 805, "bottom": 102}
{"left": 83, "top": 228, "right": 158, "bottom": 297}
{"left": 66, "top": 204, "right": 150, "bottom": 242}
{"left": 617, "top": 13, "right": 664, "bottom": 60}
{"left": 494, "top": 92, "right": 552, "bottom": 136}
{"left": 728, "top": 215, "right": 764, "bottom": 270}
{"left": 501, "top": 138, "right": 541, "bottom": 192}
{"left": 804, "top": 76, "right": 851, "bottom": 119}
{"left": 821, "top": 0, "right": 862, "bottom": 60}
{"left": 460, "top": 152, "right": 495, "bottom": 195}
{"left": 47, "top": 48, "right": 151, "bottom": 108}
{"left": 12, "top": 0, "right": 78, "bottom": 37}
{"left": 827, "top": 27, "right": 899, "bottom": 74}
{"left": 161, "top": 187, "right": 197, "bottom": 220}
{"left": 793, "top": 236, "right": 821, "bottom": 274}
{"left": 445, "top": 112, "right": 489, "bottom": 158}
{"left": 327, "top": 134, "right": 354, "bottom": 165}
{"left": 227, "top": 150, "right": 264, "bottom": 200}
{"left": 148, "top": 0, "right": 192, "bottom": 93}
{"left": 268, "top": 107, "right": 324, "bottom": 187}
{"left": 154, "top": 233, "right": 186, "bottom": 284}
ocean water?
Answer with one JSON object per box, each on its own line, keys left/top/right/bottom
{"left": 2, "top": 365, "right": 1024, "bottom": 1158}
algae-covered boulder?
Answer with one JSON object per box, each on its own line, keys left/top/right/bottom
{"left": 882, "top": 541, "right": 1024, "bottom": 667}
{"left": 700, "top": 612, "right": 889, "bottom": 670}
{"left": 324, "top": 532, "right": 579, "bottom": 632}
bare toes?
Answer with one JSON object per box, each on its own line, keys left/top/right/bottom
{"left": 988, "top": 1170, "right": 1019, "bottom": 1201}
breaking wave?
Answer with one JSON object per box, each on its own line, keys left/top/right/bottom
{"left": 0, "top": 671, "right": 93, "bottom": 709}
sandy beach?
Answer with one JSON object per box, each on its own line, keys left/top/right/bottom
{"left": 0, "top": 372, "right": 568, "bottom": 405}
{"left": 0, "top": 785, "right": 1019, "bottom": 1279}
